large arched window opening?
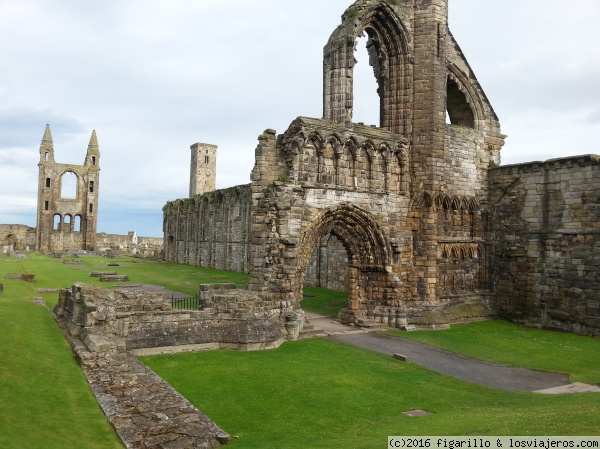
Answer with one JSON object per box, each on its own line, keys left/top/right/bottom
{"left": 60, "top": 172, "right": 78, "bottom": 199}
{"left": 353, "top": 34, "right": 380, "bottom": 127}
{"left": 446, "top": 77, "right": 475, "bottom": 128}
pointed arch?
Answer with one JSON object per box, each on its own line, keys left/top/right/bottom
{"left": 324, "top": 2, "right": 412, "bottom": 133}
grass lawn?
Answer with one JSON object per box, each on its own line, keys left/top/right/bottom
{"left": 141, "top": 338, "right": 600, "bottom": 449}
{"left": 2, "top": 253, "right": 600, "bottom": 449}
{"left": 384, "top": 321, "right": 600, "bottom": 384}
{"left": 300, "top": 286, "right": 347, "bottom": 317}
{"left": 0, "top": 254, "right": 124, "bottom": 449}
{"left": 0, "top": 253, "right": 247, "bottom": 449}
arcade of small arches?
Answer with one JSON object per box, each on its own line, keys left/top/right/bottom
{"left": 283, "top": 129, "right": 410, "bottom": 193}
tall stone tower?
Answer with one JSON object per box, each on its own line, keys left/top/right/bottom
{"left": 189, "top": 142, "right": 217, "bottom": 197}
{"left": 36, "top": 125, "right": 100, "bottom": 253}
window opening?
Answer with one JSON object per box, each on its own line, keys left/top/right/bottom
{"left": 92, "top": 156, "right": 96, "bottom": 165}
{"left": 446, "top": 77, "right": 475, "bottom": 128}
{"left": 60, "top": 172, "right": 77, "bottom": 199}
{"left": 353, "top": 34, "right": 380, "bottom": 127}
{"left": 204, "top": 156, "right": 210, "bottom": 164}
{"left": 44, "top": 201, "right": 49, "bottom": 211}
{"left": 74, "top": 215, "right": 82, "bottom": 232}
{"left": 45, "top": 178, "right": 51, "bottom": 188}
{"left": 89, "top": 181, "right": 94, "bottom": 193}
{"left": 89, "top": 203, "right": 94, "bottom": 213}
{"left": 53, "top": 214, "right": 61, "bottom": 230}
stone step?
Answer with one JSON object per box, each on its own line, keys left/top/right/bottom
{"left": 356, "top": 319, "right": 389, "bottom": 329}
{"left": 298, "top": 329, "right": 327, "bottom": 340}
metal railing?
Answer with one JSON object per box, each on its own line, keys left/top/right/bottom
{"left": 170, "top": 294, "right": 204, "bottom": 310}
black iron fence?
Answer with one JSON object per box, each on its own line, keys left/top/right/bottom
{"left": 170, "top": 294, "right": 204, "bottom": 310}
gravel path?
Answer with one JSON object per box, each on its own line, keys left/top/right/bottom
{"left": 330, "top": 332, "right": 569, "bottom": 391}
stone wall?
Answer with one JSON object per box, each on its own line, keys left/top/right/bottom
{"left": 54, "top": 283, "right": 303, "bottom": 352}
{"left": 305, "top": 234, "right": 349, "bottom": 292}
{"left": 0, "top": 224, "right": 36, "bottom": 253}
{"left": 163, "top": 185, "right": 252, "bottom": 272}
{"left": 97, "top": 231, "right": 163, "bottom": 259}
{"left": 489, "top": 155, "right": 600, "bottom": 336}
{"left": 53, "top": 284, "right": 233, "bottom": 448}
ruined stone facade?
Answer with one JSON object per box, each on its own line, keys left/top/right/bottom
{"left": 0, "top": 224, "right": 36, "bottom": 253}
{"left": 164, "top": 0, "right": 599, "bottom": 336}
{"left": 36, "top": 125, "right": 100, "bottom": 253}
{"left": 96, "top": 231, "right": 163, "bottom": 259}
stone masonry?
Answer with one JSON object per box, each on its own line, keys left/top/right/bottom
{"left": 53, "top": 282, "right": 307, "bottom": 447}
{"left": 489, "top": 155, "right": 600, "bottom": 337}
{"left": 165, "top": 0, "right": 504, "bottom": 332}
{"left": 36, "top": 124, "right": 100, "bottom": 253}
{"left": 163, "top": 0, "right": 599, "bottom": 336}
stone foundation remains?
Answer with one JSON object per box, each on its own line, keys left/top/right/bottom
{"left": 53, "top": 282, "right": 307, "bottom": 447}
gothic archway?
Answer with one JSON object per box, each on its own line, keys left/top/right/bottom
{"left": 295, "top": 205, "right": 391, "bottom": 314}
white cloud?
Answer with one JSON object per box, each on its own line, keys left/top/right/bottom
{"left": 1, "top": 0, "right": 599, "bottom": 236}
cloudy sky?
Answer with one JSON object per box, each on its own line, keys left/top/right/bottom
{"left": 1, "top": 0, "right": 599, "bottom": 237}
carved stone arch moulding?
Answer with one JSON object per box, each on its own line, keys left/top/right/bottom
{"left": 298, "top": 204, "right": 391, "bottom": 271}
{"left": 446, "top": 63, "right": 487, "bottom": 128}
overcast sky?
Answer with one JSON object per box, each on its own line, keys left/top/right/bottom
{"left": 1, "top": 0, "right": 599, "bottom": 237}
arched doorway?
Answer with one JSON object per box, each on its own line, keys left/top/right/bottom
{"left": 6, "top": 234, "right": 18, "bottom": 251}
{"left": 294, "top": 205, "right": 391, "bottom": 321}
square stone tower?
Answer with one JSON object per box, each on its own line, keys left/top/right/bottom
{"left": 189, "top": 143, "right": 217, "bottom": 197}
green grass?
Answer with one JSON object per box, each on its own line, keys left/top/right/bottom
{"left": 384, "top": 321, "right": 600, "bottom": 384}
{"left": 0, "top": 252, "right": 248, "bottom": 449}
{"left": 300, "top": 286, "right": 347, "bottom": 317}
{"left": 0, "top": 255, "right": 124, "bottom": 449}
{"left": 141, "top": 338, "right": 600, "bottom": 449}
{"left": 3, "top": 253, "right": 600, "bottom": 449}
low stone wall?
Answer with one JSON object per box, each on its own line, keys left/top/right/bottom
{"left": 54, "top": 283, "right": 304, "bottom": 352}
{"left": 54, "top": 310, "right": 230, "bottom": 449}
{"left": 53, "top": 282, "right": 306, "bottom": 448}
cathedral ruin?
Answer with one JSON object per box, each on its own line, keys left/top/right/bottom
{"left": 36, "top": 124, "right": 100, "bottom": 253}
{"left": 164, "top": 0, "right": 600, "bottom": 336}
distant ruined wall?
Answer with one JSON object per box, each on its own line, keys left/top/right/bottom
{"left": 163, "top": 185, "right": 252, "bottom": 273}
{"left": 489, "top": 155, "right": 600, "bottom": 337}
{"left": 305, "top": 234, "right": 349, "bottom": 292}
{"left": 96, "top": 232, "right": 163, "bottom": 259}
{"left": 0, "top": 224, "right": 36, "bottom": 253}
